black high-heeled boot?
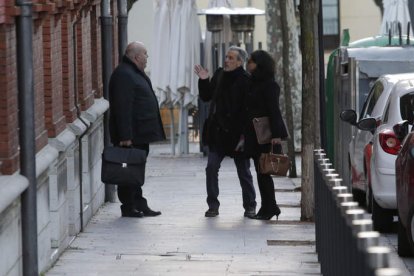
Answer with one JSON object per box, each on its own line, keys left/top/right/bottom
{"left": 253, "top": 205, "right": 281, "bottom": 220}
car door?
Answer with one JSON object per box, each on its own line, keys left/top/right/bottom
{"left": 349, "top": 80, "right": 385, "bottom": 191}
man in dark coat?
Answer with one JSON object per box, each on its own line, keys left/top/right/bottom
{"left": 194, "top": 46, "right": 256, "bottom": 218}
{"left": 109, "top": 41, "right": 166, "bottom": 218}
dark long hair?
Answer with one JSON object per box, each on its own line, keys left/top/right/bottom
{"left": 249, "top": 50, "right": 275, "bottom": 81}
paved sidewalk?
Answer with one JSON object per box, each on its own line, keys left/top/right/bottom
{"left": 46, "top": 143, "right": 320, "bottom": 275}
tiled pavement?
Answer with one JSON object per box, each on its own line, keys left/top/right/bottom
{"left": 45, "top": 142, "right": 414, "bottom": 275}
{"left": 46, "top": 143, "right": 320, "bottom": 275}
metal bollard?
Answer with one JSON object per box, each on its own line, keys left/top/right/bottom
{"left": 328, "top": 178, "right": 343, "bottom": 187}
{"left": 332, "top": 186, "right": 348, "bottom": 195}
{"left": 314, "top": 152, "right": 326, "bottom": 265}
{"left": 337, "top": 202, "right": 359, "bottom": 275}
{"left": 315, "top": 156, "right": 327, "bottom": 165}
{"left": 325, "top": 173, "right": 340, "bottom": 182}
{"left": 352, "top": 219, "right": 374, "bottom": 275}
{"left": 352, "top": 219, "right": 373, "bottom": 234}
{"left": 357, "top": 231, "right": 380, "bottom": 250}
{"left": 357, "top": 231, "right": 381, "bottom": 275}
{"left": 336, "top": 193, "right": 354, "bottom": 203}
{"left": 344, "top": 208, "right": 367, "bottom": 275}
{"left": 322, "top": 168, "right": 336, "bottom": 176}
{"left": 367, "top": 246, "right": 392, "bottom": 275}
{"left": 340, "top": 201, "right": 359, "bottom": 211}
{"left": 313, "top": 150, "right": 401, "bottom": 276}
{"left": 345, "top": 208, "right": 366, "bottom": 225}
{"left": 316, "top": 155, "right": 329, "bottom": 163}
{"left": 318, "top": 162, "right": 332, "bottom": 171}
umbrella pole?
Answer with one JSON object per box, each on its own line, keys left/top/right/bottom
{"left": 169, "top": 106, "right": 176, "bottom": 155}
{"left": 179, "top": 101, "right": 189, "bottom": 155}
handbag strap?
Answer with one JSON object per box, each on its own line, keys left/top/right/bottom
{"left": 269, "top": 143, "right": 283, "bottom": 154}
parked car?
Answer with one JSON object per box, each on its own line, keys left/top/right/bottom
{"left": 340, "top": 73, "right": 414, "bottom": 210}
{"left": 358, "top": 81, "right": 414, "bottom": 232}
{"left": 394, "top": 120, "right": 414, "bottom": 256}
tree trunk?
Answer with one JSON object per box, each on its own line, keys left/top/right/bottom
{"left": 265, "top": 0, "right": 301, "bottom": 176}
{"left": 279, "top": 0, "right": 297, "bottom": 178}
{"left": 299, "top": 0, "right": 318, "bottom": 221}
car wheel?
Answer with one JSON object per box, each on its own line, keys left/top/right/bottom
{"left": 372, "top": 196, "right": 393, "bottom": 232}
{"left": 398, "top": 215, "right": 413, "bottom": 256}
{"left": 406, "top": 207, "right": 414, "bottom": 254}
{"left": 366, "top": 186, "right": 373, "bottom": 213}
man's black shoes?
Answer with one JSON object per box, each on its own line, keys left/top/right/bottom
{"left": 143, "top": 208, "right": 162, "bottom": 217}
{"left": 121, "top": 209, "right": 144, "bottom": 218}
{"left": 205, "top": 208, "right": 219, "bottom": 217}
{"left": 121, "top": 205, "right": 161, "bottom": 217}
{"left": 244, "top": 207, "right": 256, "bottom": 218}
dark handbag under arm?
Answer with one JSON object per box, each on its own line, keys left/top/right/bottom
{"left": 101, "top": 146, "right": 147, "bottom": 186}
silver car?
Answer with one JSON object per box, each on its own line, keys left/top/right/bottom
{"left": 340, "top": 73, "right": 414, "bottom": 211}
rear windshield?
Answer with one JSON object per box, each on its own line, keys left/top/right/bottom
{"left": 400, "top": 93, "right": 414, "bottom": 124}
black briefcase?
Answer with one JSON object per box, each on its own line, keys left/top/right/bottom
{"left": 101, "top": 146, "right": 147, "bottom": 186}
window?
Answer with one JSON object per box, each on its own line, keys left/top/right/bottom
{"left": 322, "top": 0, "right": 339, "bottom": 49}
{"left": 295, "top": 0, "right": 340, "bottom": 49}
{"left": 383, "top": 102, "right": 390, "bottom": 124}
{"left": 400, "top": 93, "right": 414, "bottom": 124}
{"left": 360, "top": 81, "right": 384, "bottom": 119}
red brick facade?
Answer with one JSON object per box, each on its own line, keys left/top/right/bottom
{"left": 0, "top": 0, "right": 114, "bottom": 174}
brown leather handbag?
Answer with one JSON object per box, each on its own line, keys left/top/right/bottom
{"left": 259, "top": 147, "right": 290, "bottom": 176}
{"left": 252, "top": 116, "right": 272, "bottom": 144}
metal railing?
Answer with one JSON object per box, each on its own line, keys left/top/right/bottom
{"left": 314, "top": 149, "right": 401, "bottom": 276}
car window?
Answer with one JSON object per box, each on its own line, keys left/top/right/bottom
{"left": 400, "top": 93, "right": 414, "bottom": 124}
{"left": 383, "top": 102, "right": 390, "bottom": 123}
{"left": 360, "top": 81, "right": 384, "bottom": 119}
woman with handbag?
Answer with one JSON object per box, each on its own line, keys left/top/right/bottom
{"left": 242, "top": 50, "right": 288, "bottom": 220}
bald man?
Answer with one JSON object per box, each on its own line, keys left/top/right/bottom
{"left": 109, "top": 41, "right": 165, "bottom": 217}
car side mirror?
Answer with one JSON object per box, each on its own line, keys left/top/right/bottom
{"left": 357, "top": 117, "right": 377, "bottom": 132}
{"left": 340, "top": 109, "right": 357, "bottom": 125}
{"left": 393, "top": 120, "right": 409, "bottom": 141}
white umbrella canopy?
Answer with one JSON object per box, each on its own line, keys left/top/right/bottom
{"left": 168, "top": 0, "right": 201, "bottom": 107}
{"left": 151, "top": 0, "right": 202, "bottom": 154}
{"left": 151, "top": 0, "right": 172, "bottom": 106}
{"left": 178, "top": 0, "right": 201, "bottom": 107}
{"left": 167, "top": 0, "right": 181, "bottom": 104}
{"left": 380, "top": 0, "right": 413, "bottom": 36}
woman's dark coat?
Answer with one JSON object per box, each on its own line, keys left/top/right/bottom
{"left": 243, "top": 76, "right": 288, "bottom": 157}
{"left": 198, "top": 66, "right": 249, "bottom": 156}
{"left": 109, "top": 56, "right": 165, "bottom": 145}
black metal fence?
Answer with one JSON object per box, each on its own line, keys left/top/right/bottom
{"left": 314, "top": 149, "right": 402, "bottom": 276}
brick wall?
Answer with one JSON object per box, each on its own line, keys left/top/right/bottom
{"left": 0, "top": 0, "right": 108, "bottom": 174}
{"left": 90, "top": 4, "right": 103, "bottom": 98}
{"left": 61, "top": 12, "right": 77, "bottom": 123}
{"left": 74, "top": 9, "right": 93, "bottom": 112}
{"left": 0, "top": 23, "right": 19, "bottom": 174}
{"left": 33, "top": 18, "right": 49, "bottom": 152}
{"left": 43, "top": 12, "right": 66, "bottom": 137}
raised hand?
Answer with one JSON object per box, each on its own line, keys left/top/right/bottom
{"left": 194, "top": 64, "right": 209, "bottom": 80}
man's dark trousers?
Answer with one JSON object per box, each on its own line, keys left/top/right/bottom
{"left": 205, "top": 147, "right": 256, "bottom": 211}
{"left": 117, "top": 144, "right": 149, "bottom": 211}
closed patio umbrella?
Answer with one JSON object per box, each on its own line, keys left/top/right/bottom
{"left": 152, "top": 0, "right": 202, "bottom": 154}
{"left": 151, "top": 0, "right": 172, "bottom": 106}
{"left": 380, "top": 0, "right": 412, "bottom": 36}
